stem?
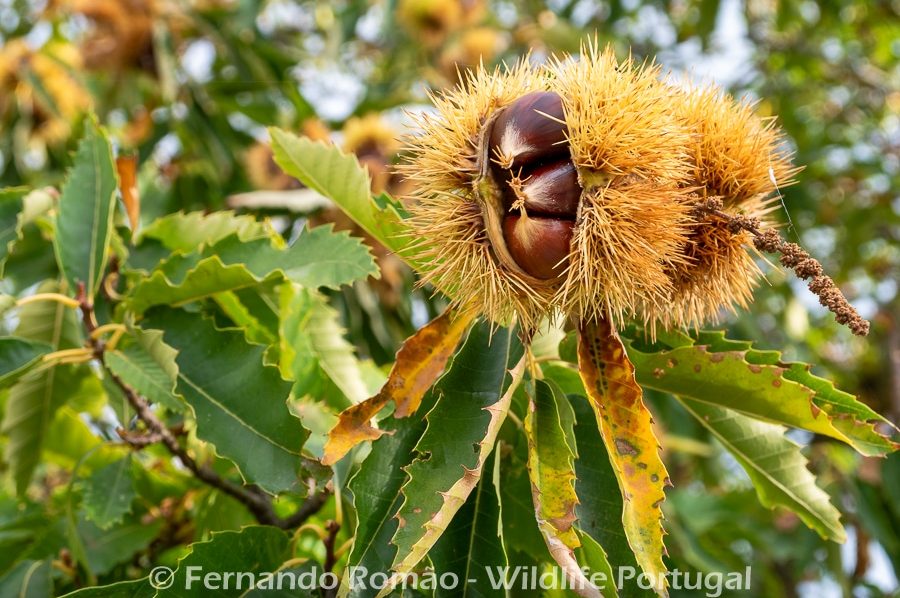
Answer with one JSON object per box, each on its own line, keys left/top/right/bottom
{"left": 74, "top": 283, "right": 329, "bottom": 529}
{"left": 16, "top": 293, "right": 81, "bottom": 309}
{"left": 322, "top": 520, "right": 342, "bottom": 598}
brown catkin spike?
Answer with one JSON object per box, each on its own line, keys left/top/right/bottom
{"left": 753, "top": 229, "right": 781, "bottom": 253}
{"left": 696, "top": 205, "right": 870, "bottom": 336}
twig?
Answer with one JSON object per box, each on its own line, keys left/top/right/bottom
{"left": 281, "top": 491, "right": 333, "bottom": 529}
{"left": 116, "top": 428, "right": 165, "bottom": 448}
{"left": 323, "top": 520, "right": 341, "bottom": 572}
{"left": 696, "top": 198, "right": 870, "bottom": 336}
{"left": 322, "top": 520, "right": 342, "bottom": 598}
{"left": 75, "top": 283, "right": 330, "bottom": 529}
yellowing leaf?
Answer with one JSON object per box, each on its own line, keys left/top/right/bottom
{"left": 388, "top": 308, "right": 477, "bottom": 418}
{"left": 577, "top": 319, "right": 669, "bottom": 596}
{"left": 525, "top": 380, "right": 603, "bottom": 598}
{"left": 322, "top": 307, "right": 475, "bottom": 466}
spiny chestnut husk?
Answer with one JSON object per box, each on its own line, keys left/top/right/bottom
{"left": 402, "top": 44, "right": 796, "bottom": 334}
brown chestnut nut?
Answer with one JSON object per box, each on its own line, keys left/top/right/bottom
{"left": 502, "top": 159, "right": 581, "bottom": 216}
{"left": 489, "top": 91, "right": 568, "bottom": 170}
{"left": 502, "top": 213, "right": 574, "bottom": 280}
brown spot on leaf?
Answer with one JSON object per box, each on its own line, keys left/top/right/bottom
{"left": 772, "top": 379, "right": 782, "bottom": 387}
{"left": 650, "top": 473, "right": 659, "bottom": 482}
{"left": 637, "top": 462, "right": 648, "bottom": 469}
{"left": 709, "top": 352, "right": 726, "bottom": 363}
{"left": 615, "top": 438, "right": 639, "bottom": 456}
{"left": 748, "top": 364, "right": 762, "bottom": 374}
{"left": 666, "top": 359, "right": 678, "bottom": 368}
{"left": 693, "top": 364, "right": 701, "bottom": 373}
{"left": 653, "top": 367, "right": 665, "bottom": 378}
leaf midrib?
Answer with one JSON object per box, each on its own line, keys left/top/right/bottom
{"left": 177, "top": 372, "right": 300, "bottom": 457}
{"left": 680, "top": 400, "right": 842, "bottom": 538}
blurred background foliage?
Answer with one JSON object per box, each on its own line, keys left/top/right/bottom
{"left": 0, "top": 0, "right": 897, "bottom": 595}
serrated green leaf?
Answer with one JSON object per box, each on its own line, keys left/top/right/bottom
{"left": 430, "top": 449, "right": 508, "bottom": 598}
{"left": 127, "top": 225, "right": 376, "bottom": 314}
{"left": 386, "top": 321, "right": 525, "bottom": 591}
{"left": 77, "top": 517, "right": 162, "bottom": 575}
{"left": 341, "top": 392, "right": 437, "bottom": 598}
{"left": 1, "top": 281, "right": 86, "bottom": 494}
{"left": 525, "top": 380, "right": 605, "bottom": 598}
{"left": 44, "top": 407, "right": 111, "bottom": 470}
{"left": 54, "top": 117, "right": 118, "bottom": 299}
{"left": 104, "top": 327, "right": 184, "bottom": 412}
{"left": 269, "top": 130, "right": 413, "bottom": 261}
{"left": 139, "top": 209, "right": 268, "bottom": 252}
{"left": 59, "top": 578, "right": 155, "bottom": 597}
{"left": 274, "top": 223, "right": 378, "bottom": 287}
{"left": 241, "top": 562, "right": 321, "bottom": 597}
{"left": 167, "top": 526, "right": 291, "bottom": 598}
{"left": 127, "top": 255, "right": 274, "bottom": 315}
{"left": 0, "top": 560, "right": 52, "bottom": 598}
{"left": 678, "top": 397, "right": 846, "bottom": 542}
{"left": 0, "top": 187, "right": 27, "bottom": 277}
{"left": 623, "top": 329, "right": 897, "bottom": 456}
{"left": 0, "top": 337, "right": 52, "bottom": 388}
{"left": 576, "top": 531, "right": 619, "bottom": 598}
{"left": 498, "top": 435, "right": 546, "bottom": 562}
{"left": 143, "top": 308, "right": 307, "bottom": 494}
{"left": 81, "top": 456, "right": 137, "bottom": 530}
{"left": 280, "top": 284, "right": 371, "bottom": 407}
{"left": 13, "top": 281, "right": 84, "bottom": 349}
{"left": 212, "top": 290, "right": 278, "bottom": 346}
{"left": 0, "top": 499, "right": 58, "bottom": 576}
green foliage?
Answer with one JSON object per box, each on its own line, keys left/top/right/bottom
{"left": 390, "top": 321, "right": 524, "bottom": 578}
{"left": 269, "top": 131, "right": 413, "bottom": 262}
{"left": 280, "top": 284, "right": 374, "bottom": 406}
{"left": 81, "top": 456, "right": 137, "bottom": 530}
{"left": 0, "top": 2, "right": 896, "bottom": 597}
{"left": 54, "top": 118, "right": 118, "bottom": 300}
{"left": 677, "top": 398, "right": 845, "bottom": 542}
{"left": 165, "top": 527, "right": 292, "bottom": 598}
{"left": 429, "top": 450, "right": 508, "bottom": 598}
{"left": 143, "top": 308, "right": 308, "bottom": 495}
{"left": 0, "top": 187, "right": 27, "bottom": 276}
{"left": 103, "top": 327, "right": 184, "bottom": 412}
{"left": 624, "top": 329, "right": 897, "bottom": 456}
{"left": 127, "top": 225, "right": 376, "bottom": 314}
{"left": 525, "top": 379, "right": 616, "bottom": 596}
{"left": 344, "top": 393, "right": 436, "bottom": 597}
{"left": 0, "top": 337, "right": 51, "bottom": 386}
{"left": 0, "top": 560, "right": 53, "bottom": 598}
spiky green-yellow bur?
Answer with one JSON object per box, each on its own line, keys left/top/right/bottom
{"left": 402, "top": 43, "right": 797, "bottom": 333}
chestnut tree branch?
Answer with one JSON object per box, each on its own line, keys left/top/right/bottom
{"left": 75, "top": 283, "right": 330, "bottom": 529}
